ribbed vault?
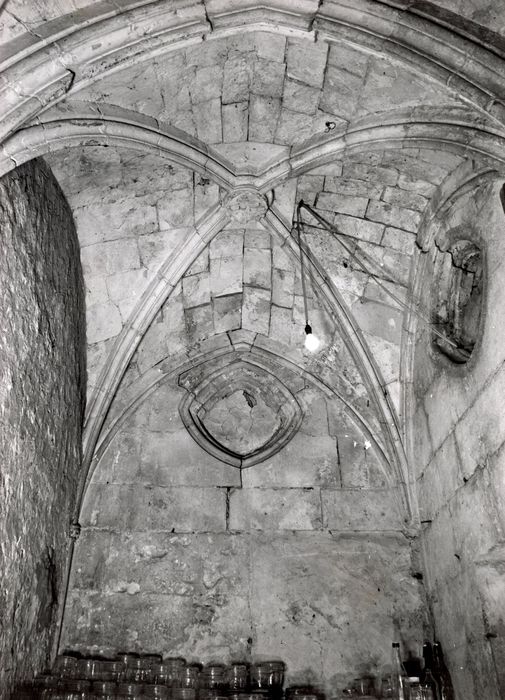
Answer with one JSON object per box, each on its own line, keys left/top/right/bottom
{"left": 2, "top": 2, "right": 505, "bottom": 696}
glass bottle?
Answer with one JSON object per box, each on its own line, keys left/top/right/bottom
{"left": 420, "top": 642, "right": 439, "bottom": 700}
{"left": 432, "top": 643, "right": 454, "bottom": 700}
{"left": 420, "top": 683, "right": 435, "bottom": 700}
{"left": 408, "top": 678, "right": 423, "bottom": 700}
{"left": 391, "top": 643, "right": 407, "bottom": 700}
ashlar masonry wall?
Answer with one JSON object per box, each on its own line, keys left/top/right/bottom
{"left": 0, "top": 159, "right": 86, "bottom": 698}
{"left": 411, "top": 178, "right": 505, "bottom": 699}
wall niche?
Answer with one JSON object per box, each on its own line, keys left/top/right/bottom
{"left": 431, "top": 237, "right": 484, "bottom": 364}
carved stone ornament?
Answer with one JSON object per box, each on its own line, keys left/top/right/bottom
{"left": 179, "top": 353, "right": 303, "bottom": 468}
{"left": 223, "top": 187, "right": 269, "bottom": 225}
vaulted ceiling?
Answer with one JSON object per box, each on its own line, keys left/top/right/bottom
{"left": 2, "top": 0, "right": 505, "bottom": 523}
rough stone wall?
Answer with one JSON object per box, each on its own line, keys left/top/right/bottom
{"left": 0, "top": 160, "right": 86, "bottom": 697}
{"left": 411, "top": 178, "right": 505, "bottom": 699}
{"left": 64, "top": 374, "right": 427, "bottom": 694}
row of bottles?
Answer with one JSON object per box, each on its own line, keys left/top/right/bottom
{"left": 390, "top": 641, "right": 455, "bottom": 700}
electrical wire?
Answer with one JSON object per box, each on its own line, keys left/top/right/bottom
{"left": 297, "top": 201, "right": 462, "bottom": 350}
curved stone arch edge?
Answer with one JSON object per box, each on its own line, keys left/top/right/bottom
{"left": 82, "top": 338, "right": 399, "bottom": 518}
{"left": 398, "top": 166, "right": 505, "bottom": 488}
{"left": 2, "top": 0, "right": 505, "bottom": 145}
{"left": 3, "top": 104, "right": 505, "bottom": 187}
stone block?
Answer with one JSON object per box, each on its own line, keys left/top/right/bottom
{"left": 241, "top": 431, "right": 339, "bottom": 488}
{"left": 189, "top": 64, "right": 223, "bottom": 103}
{"left": 316, "top": 192, "right": 369, "bottom": 217}
{"left": 366, "top": 201, "right": 421, "bottom": 233}
{"left": 396, "top": 173, "right": 436, "bottom": 196}
{"left": 145, "top": 383, "right": 187, "bottom": 433}
{"left": 321, "top": 488, "right": 404, "bottom": 531}
{"left": 249, "top": 95, "right": 281, "bottom": 142}
{"left": 210, "top": 255, "right": 243, "bottom": 296}
{"left": 272, "top": 243, "right": 292, "bottom": 271}
{"left": 252, "top": 32, "right": 286, "bottom": 62}
{"left": 381, "top": 226, "right": 416, "bottom": 255}
{"left": 273, "top": 179, "right": 298, "bottom": 225}
{"left": 222, "top": 56, "right": 251, "bottom": 104}
{"left": 212, "top": 293, "right": 242, "bottom": 333}
{"left": 87, "top": 301, "right": 123, "bottom": 344}
{"left": 297, "top": 174, "right": 325, "bottom": 192}
{"left": 194, "top": 182, "right": 220, "bottom": 221}
{"left": 97, "top": 429, "right": 144, "bottom": 483}
{"left": 251, "top": 57, "right": 285, "bottom": 97}
{"left": 71, "top": 529, "right": 113, "bottom": 590}
{"left": 343, "top": 162, "right": 398, "bottom": 186}
{"left": 319, "top": 65, "right": 361, "bottom": 118}
{"left": 454, "top": 366, "right": 505, "bottom": 482}
{"left": 421, "top": 433, "right": 461, "bottom": 517}
{"left": 282, "top": 79, "right": 320, "bottom": 115}
{"left": 411, "top": 404, "right": 433, "bottom": 478}
{"left": 419, "top": 506, "right": 459, "bottom": 586}
{"left": 449, "top": 468, "right": 503, "bottom": 565}
{"left": 327, "top": 43, "right": 369, "bottom": 75}
{"left": 242, "top": 286, "right": 271, "bottom": 335}
{"left": 85, "top": 274, "right": 109, "bottom": 308}
{"left": 184, "top": 304, "right": 214, "bottom": 344}
{"left": 229, "top": 487, "right": 322, "bottom": 531}
{"left": 209, "top": 230, "right": 244, "bottom": 259}
{"left": 286, "top": 38, "right": 327, "bottom": 87}
{"left": 269, "top": 304, "right": 294, "bottom": 347}
{"left": 140, "top": 430, "right": 242, "bottom": 488}
{"left": 138, "top": 229, "right": 189, "bottom": 270}
{"left": 275, "top": 109, "right": 315, "bottom": 145}
{"left": 157, "top": 188, "right": 194, "bottom": 229}
{"left": 243, "top": 247, "right": 272, "bottom": 289}
{"left": 309, "top": 162, "right": 343, "bottom": 177}
{"left": 423, "top": 374, "right": 463, "bottom": 453}
{"left": 186, "top": 41, "right": 228, "bottom": 68}
{"left": 350, "top": 299, "right": 402, "bottom": 344}
{"left": 244, "top": 229, "right": 271, "bottom": 248}
{"left": 193, "top": 98, "right": 223, "bottom": 143}
{"left": 81, "top": 239, "right": 141, "bottom": 277}
{"left": 75, "top": 201, "right": 158, "bottom": 247}
{"left": 324, "top": 177, "right": 383, "bottom": 199}
{"left": 182, "top": 271, "right": 211, "bottom": 308}
{"left": 272, "top": 267, "right": 294, "bottom": 307}
{"left": 222, "top": 102, "right": 248, "bottom": 142}
{"left": 333, "top": 213, "right": 384, "bottom": 243}
{"left": 130, "top": 485, "right": 226, "bottom": 532}
{"left": 381, "top": 187, "right": 428, "bottom": 212}
{"left": 337, "top": 432, "right": 388, "bottom": 489}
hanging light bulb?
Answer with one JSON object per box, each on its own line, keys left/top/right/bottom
{"left": 304, "top": 323, "right": 320, "bottom": 352}
{"left": 297, "top": 203, "right": 321, "bottom": 353}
